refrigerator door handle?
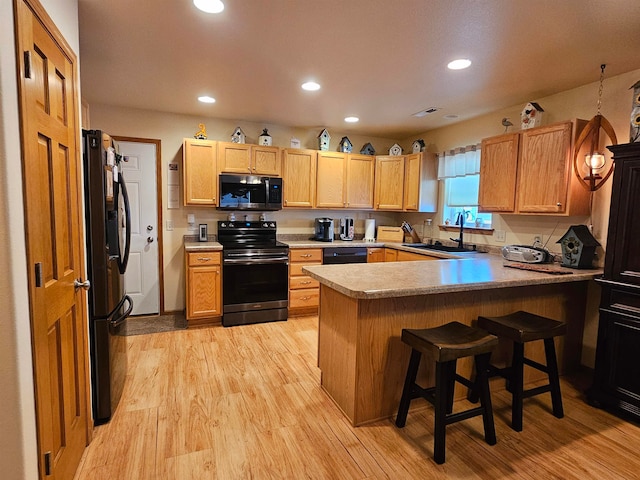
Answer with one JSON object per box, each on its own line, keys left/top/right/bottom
{"left": 116, "top": 171, "right": 132, "bottom": 274}
{"left": 110, "top": 294, "right": 133, "bottom": 328}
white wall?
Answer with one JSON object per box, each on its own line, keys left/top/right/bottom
{"left": 0, "top": 0, "right": 79, "bottom": 478}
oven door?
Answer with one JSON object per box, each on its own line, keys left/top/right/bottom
{"left": 222, "top": 251, "right": 289, "bottom": 326}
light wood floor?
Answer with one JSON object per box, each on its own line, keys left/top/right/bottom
{"left": 74, "top": 316, "right": 640, "bottom": 479}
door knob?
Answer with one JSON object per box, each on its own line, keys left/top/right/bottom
{"left": 74, "top": 278, "right": 91, "bottom": 290}
{"left": 147, "top": 237, "right": 154, "bottom": 243}
{"left": 147, "top": 225, "right": 153, "bottom": 231}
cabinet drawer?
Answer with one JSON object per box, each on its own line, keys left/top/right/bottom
{"left": 290, "top": 248, "right": 322, "bottom": 262}
{"left": 606, "top": 287, "right": 640, "bottom": 316}
{"left": 187, "top": 251, "right": 221, "bottom": 266}
{"left": 290, "top": 275, "right": 319, "bottom": 290}
{"left": 290, "top": 262, "right": 321, "bottom": 276}
{"left": 290, "top": 288, "right": 319, "bottom": 308}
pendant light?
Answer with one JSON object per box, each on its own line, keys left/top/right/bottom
{"left": 573, "top": 65, "right": 618, "bottom": 191}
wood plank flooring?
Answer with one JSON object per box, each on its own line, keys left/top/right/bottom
{"left": 74, "top": 316, "right": 640, "bottom": 479}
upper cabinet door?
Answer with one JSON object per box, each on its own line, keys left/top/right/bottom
{"left": 478, "top": 133, "right": 519, "bottom": 212}
{"left": 346, "top": 154, "right": 375, "bottom": 209}
{"left": 218, "top": 142, "right": 251, "bottom": 174}
{"left": 252, "top": 145, "right": 281, "bottom": 176}
{"left": 316, "top": 151, "right": 347, "bottom": 208}
{"left": 517, "top": 122, "right": 572, "bottom": 214}
{"left": 374, "top": 156, "right": 404, "bottom": 210}
{"left": 403, "top": 153, "right": 422, "bottom": 211}
{"left": 282, "top": 148, "right": 316, "bottom": 208}
{"left": 183, "top": 139, "right": 218, "bottom": 205}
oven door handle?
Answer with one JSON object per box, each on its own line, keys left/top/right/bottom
{"left": 223, "top": 257, "right": 289, "bottom": 265}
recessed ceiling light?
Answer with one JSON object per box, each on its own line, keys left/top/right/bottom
{"left": 198, "top": 95, "right": 216, "bottom": 103}
{"left": 443, "top": 114, "right": 459, "bottom": 120}
{"left": 447, "top": 59, "right": 471, "bottom": 70}
{"left": 194, "top": 0, "right": 224, "bottom": 13}
{"left": 344, "top": 116, "right": 359, "bottom": 123}
{"left": 301, "top": 81, "right": 321, "bottom": 91}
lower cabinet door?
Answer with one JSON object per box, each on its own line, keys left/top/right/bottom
{"left": 187, "top": 265, "right": 221, "bottom": 318}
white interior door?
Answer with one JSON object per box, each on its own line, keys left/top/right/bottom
{"left": 117, "top": 140, "right": 160, "bottom": 315}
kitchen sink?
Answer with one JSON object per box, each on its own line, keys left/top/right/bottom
{"left": 402, "top": 243, "right": 478, "bottom": 253}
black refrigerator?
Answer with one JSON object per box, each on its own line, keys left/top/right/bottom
{"left": 82, "top": 129, "right": 133, "bottom": 424}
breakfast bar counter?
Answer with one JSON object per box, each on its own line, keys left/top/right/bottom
{"left": 303, "top": 256, "right": 601, "bottom": 426}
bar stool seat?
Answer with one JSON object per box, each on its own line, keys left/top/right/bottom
{"left": 475, "top": 311, "right": 566, "bottom": 432}
{"left": 395, "top": 321, "right": 498, "bottom": 464}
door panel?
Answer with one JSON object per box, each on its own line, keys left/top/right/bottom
{"left": 16, "top": 0, "right": 89, "bottom": 478}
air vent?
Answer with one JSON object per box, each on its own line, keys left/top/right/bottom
{"left": 413, "top": 107, "right": 440, "bottom": 117}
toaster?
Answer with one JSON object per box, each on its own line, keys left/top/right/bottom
{"left": 501, "top": 245, "right": 551, "bottom": 264}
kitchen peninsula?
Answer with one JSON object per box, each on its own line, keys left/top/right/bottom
{"left": 303, "top": 255, "right": 601, "bottom": 426}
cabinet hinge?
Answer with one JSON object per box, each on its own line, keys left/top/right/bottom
{"left": 35, "top": 262, "right": 44, "bottom": 287}
{"left": 24, "top": 51, "right": 32, "bottom": 79}
{"left": 44, "top": 451, "right": 52, "bottom": 476}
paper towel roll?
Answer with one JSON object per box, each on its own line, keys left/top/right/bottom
{"left": 364, "top": 218, "right": 376, "bottom": 241}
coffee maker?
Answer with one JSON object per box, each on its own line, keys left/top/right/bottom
{"left": 314, "top": 217, "right": 334, "bottom": 242}
{"left": 339, "top": 217, "right": 355, "bottom": 241}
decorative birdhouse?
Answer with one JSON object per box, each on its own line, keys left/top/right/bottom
{"left": 290, "top": 137, "right": 301, "bottom": 148}
{"left": 258, "top": 128, "right": 272, "bottom": 146}
{"left": 360, "top": 143, "right": 375, "bottom": 155}
{"left": 318, "top": 129, "right": 331, "bottom": 151}
{"left": 520, "top": 102, "right": 544, "bottom": 129}
{"left": 231, "top": 126, "right": 246, "bottom": 144}
{"left": 339, "top": 136, "right": 353, "bottom": 153}
{"left": 389, "top": 143, "right": 402, "bottom": 156}
{"left": 412, "top": 139, "right": 425, "bottom": 153}
{"left": 194, "top": 123, "right": 207, "bottom": 139}
{"left": 630, "top": 80, "right": 640, "bottom": 143}
{"left": 556, "top": 225, "right": 600, "bottom": 269}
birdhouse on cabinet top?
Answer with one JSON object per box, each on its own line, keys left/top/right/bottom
{"left": 557, "top": 225, "right": 600, "bottom": 269}
{"left": 318, "top": 129, "right": 331, "bottom": 151}
{"left": 231, "top": 126, "right": 246, "bottom": 144}
{"left": 520, "top": 102, "right": 544, "bottom": 129}
{"left": 360, "top": 143, "right": 375, "bottom": 155}
{"left": 339, "top": 136, "right": 353, "bottom": 153}
{"left": 412, "top": 139, "right": 425, "bottom": 153}
{"left": 389, "top": 143, "right": 403, "bottom": 156}
{"left": 258, "top": 128, "right": 272, "bottom": 146}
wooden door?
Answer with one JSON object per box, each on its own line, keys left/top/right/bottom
{"left": 218, "top": 141, "right": 251, "bottom": 173}
{"left": 346, "top": 154, "right": 375, "bottom": 209}
{"left": 252, "top": 145, "right": 281, "bottom": 175}
{"left": 478, "top": 132, "right": 519, "bottom": 212}
{"left": 374, "top": 156, "right": 404, "bottom": 210}
{"left": 403, "top": 153, "right": 422, "bottom": 211}
{"left": 183, "top": 139, "right": 217, "bottom": 205}
{"left": 187, "top": 265, "right": 221, "bottom": 318}
{"left": 16, "top": 0, "right": 89, "bottom": 477}
{"left": 316, "top": 151, "right": 346, "bottom": 208}
{"left": 517, "top": 122, "right": 572, "bottom": 214}
{"left": 282, "top": 149, "right": 316, "bottom": 208}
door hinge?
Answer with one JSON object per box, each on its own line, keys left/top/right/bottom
{"left": 44, "top": 451, "right": 52, "bottom": 476}
{"left": 24, "top": 51, "right": 32, "bottom": 79}
{"left": 35, "top": 262, "right": 43, "bottom": 287}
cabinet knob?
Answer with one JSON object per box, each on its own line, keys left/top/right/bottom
{"left": 556, "top": 202, "right": 562, "bottom": 207}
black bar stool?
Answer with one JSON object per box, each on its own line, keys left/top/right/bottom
{"left": 474, "top": 311, "right": 566, "bottom": 432}
{"left": 395, "top": 321, "right": 498, "bottom": 464}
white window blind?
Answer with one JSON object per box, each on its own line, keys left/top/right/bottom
{"left": 437, "top": 144, "right": 481, "bottom": 179}
{"left": 447, "top": 174, "right": 480, "bottom": 206}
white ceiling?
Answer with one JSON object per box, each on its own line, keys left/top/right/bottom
{"left": 78, "top": 0, "right": 640, "bottom": 139}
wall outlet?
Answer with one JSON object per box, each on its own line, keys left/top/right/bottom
{"left": 495, "top": 230, "right": 506, "bottom": 242}
{"left": 166, "top": 219, "right": 174, "bottom": 231}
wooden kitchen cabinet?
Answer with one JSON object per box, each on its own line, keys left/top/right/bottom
{"left": 185, "top": 251, "right": 222, "bottom": 326}
{"left": 289, "top": 248, "right": 322, "bottom": 315}
{"left": 478, "top": 120, "right": 590, "bottom": 215}
{"left": 589, "top": 143, "right": 640, "bottom": 421}
{"left": 282, "top": 148, "right": 316, "bottom": 208}
{"left": 396, "top": 250, "right": 438, "bottom": 262}
{"left": 316, "top": 151, "right": 346, "bottom": 208}
{"left": 384, "top": 248, "right": 398, "bottom": 262}
{"left": 346, "top": 154, "right": 375, "bottom": 209}
{"left": 374, "top": 156, "right": 405, "bottom": 210}
{"left": 218, "top": 141, "right": 281, "bottom": 176}
{"left": 367, "top": 247, "right": 385, "bottom": 262}
{"left": 183, "top": 138, "right": 218, "bottom": 206}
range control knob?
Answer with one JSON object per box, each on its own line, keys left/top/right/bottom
{"left": 269, "top": 222, "right": 276, "bottom": 228}
{"left": 263, "top": 222, "right": 269, "bottom": 228}
{"left": 228, "top": 222, "right": 234, "bottom": 228}
{"left": 220, "top": 222, "right": 227, "bottom": 228}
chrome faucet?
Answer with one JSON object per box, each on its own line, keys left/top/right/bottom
{"left": 450, "top": 211, "right": 464, "bottom": 249}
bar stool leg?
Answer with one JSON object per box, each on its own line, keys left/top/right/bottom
{"left": 433, "top": 360, "right": 451, "bottom": 464}
{"left": 511, "top": 342, "right": 525, "bottom": 432}
{"left": 544, "top": 338, "right": 564, "bottom": 419}
{"left": 446, "top": 360, "right": 457, "bottom": 414}
{"left": 396, "top": 349, "right": 422, "bottom": 428}
{"left": 475, "top": 352, "right": 497, "bottom": 445}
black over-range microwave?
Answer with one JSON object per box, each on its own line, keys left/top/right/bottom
{"left": 219, "top": 174, "right": 283, "bottom": 211}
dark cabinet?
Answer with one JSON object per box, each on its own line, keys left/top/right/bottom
{"left": 589, "top": 143, "right": 640, "bottom": 420}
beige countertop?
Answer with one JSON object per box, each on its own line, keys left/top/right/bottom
{"left": 303, "top": 255, "right": 602, "bottom": 299}
{"left": 184, "top": 240, "right": 222, "bottom": 252}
